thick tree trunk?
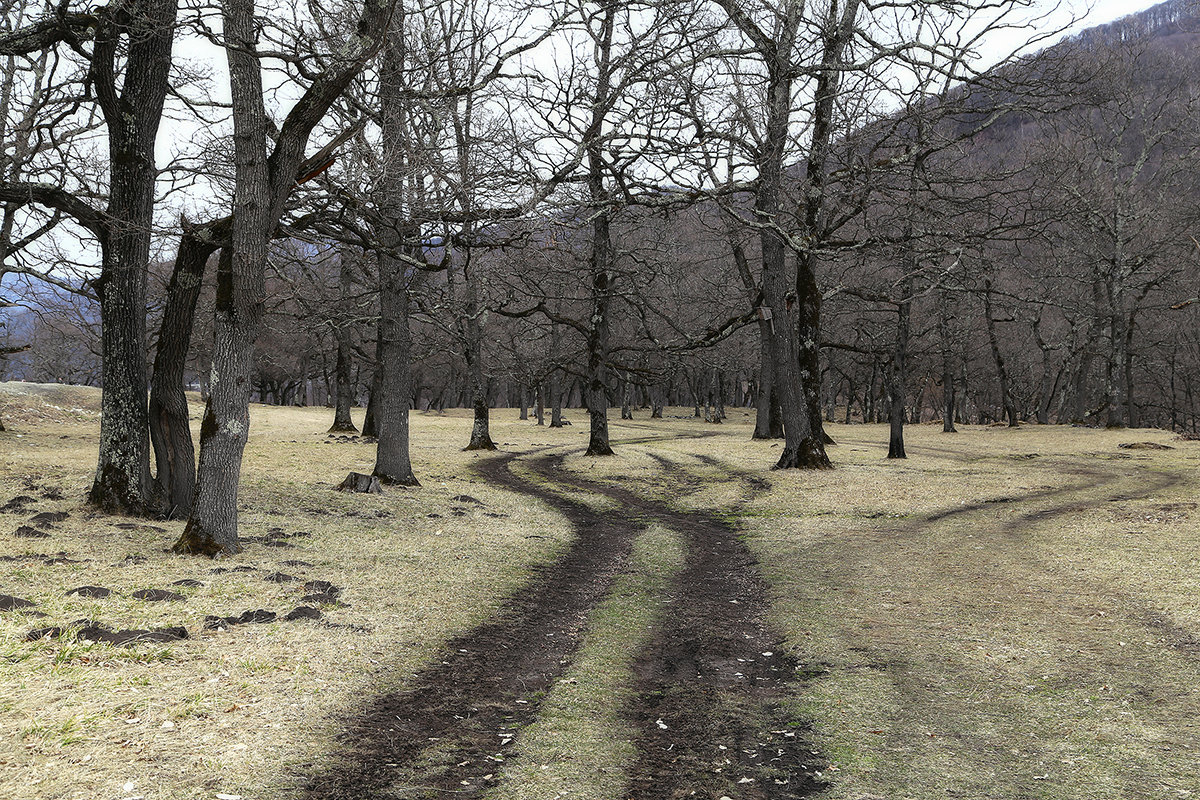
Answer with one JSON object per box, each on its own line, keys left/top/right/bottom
{"left": 373, "top": 252, "right": 420, "bottom": 483}
{"left": 797, "top": 252, "right": 833, "bottom": 449}
{"left": 88, "top": 0, "right": 178, "bottom": 516}
{"left": 177, "top": 0, "right": 393, "bottom": 555}
{"left": 759, "top": 58, "right": 828, "bottom": 470}
{"left": 582, "top": 6, "right": 616, "bottom": 458}
{"left": 150, "top": 232, "right": 219, "bottom": 518}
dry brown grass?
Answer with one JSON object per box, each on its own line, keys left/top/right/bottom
{"left": 0, "top": 383, "right": 583, "bottom": 800}
{"left": 4, "top": 385, "right": 1199, "bottom": 800}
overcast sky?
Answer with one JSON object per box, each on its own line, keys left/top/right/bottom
{"left": 1062, "top": 0, "right": 1163, "bottom": 32}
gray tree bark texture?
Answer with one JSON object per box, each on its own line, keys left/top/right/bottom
{"left": 582, "top": 3, "right": 617, "bottom": 458}
{"left": 176, "top": 0, "right": 395, "bottom": 555}
{"left": 88, "top": 0, "right": 178, "bottom": 515}
{"left": 149, "top": 230, "right": 221, "bottom": 517}
{"left": 370, "top": 31, "right": 420, "bottom": 485}
{"left": 329, "top": 251, "right": 359, "bottom": 433}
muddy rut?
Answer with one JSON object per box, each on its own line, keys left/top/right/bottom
{"left": 304, "top": 443, "right": 826, "bottom": 799}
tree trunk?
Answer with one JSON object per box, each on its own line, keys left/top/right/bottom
{"left": 752, "top": 331, "right": 778, "bottom": 438}
{"left": 88, "top": 0, "right": 178, "bottom": 516}
{"left": 582, "top": 4, "right": 616, "bottom": 458}
{"left": 149, "top": 231, "right": 219, "bottom": 518}
{"left": 939, "top": 289, "right": 957, "bottom": 433}
{"left": 983, "top": 280, "right": 1018, "bottom": 427}
{"left": 461, "top": 252, "right": 495, "bottom": 451}
{"left": 329, "top": 250, "right": 358, "bottom": 433}
{"left": 535, "top": 383, "right": 545, "bottom": 425}
{"left": 372, "top": 250, "right": 420, "bottom": 484}
{"left": 759, "top": 56, "right": 828, "bottom": 470}
{"left": 549, "top": 370, "right": 564, "bottom": 427}
{"left": 888, "top": 283, "right": 911, "bottom": 459}
{"left": 362, "top": 346, "right": 380, "bottom": 438}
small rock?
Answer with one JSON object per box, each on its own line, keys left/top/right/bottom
{"left": 451, "top": 494, "right": 483, "bottom": 505}
{"left": 170, "top": 579, "right": 204, "bottom": 587}
{"left": 13, "top": 525, "right": 50, "bottom": 538}
{"left": 264, "top": 572, "right": 297, "bottom": 583}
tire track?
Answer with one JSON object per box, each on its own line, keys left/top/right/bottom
{"left": 304, "top": 450, "right": 644, "bottom": 799}
{"left": 540, "top": 453, "right": 827, "bottom": 799}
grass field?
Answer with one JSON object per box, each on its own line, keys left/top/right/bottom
{"left": 2, "top": 382, "right": 1198, "bottom": 800}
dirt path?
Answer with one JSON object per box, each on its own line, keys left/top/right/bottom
{"left": 304, "top": 450, "right": 646, "bottom": 798}
{"left": 304, "top": 440, "right": 827, "bottom": 799}
{"left": 305, "top": 432, "right": 1192, "bottom": 799}
{"left": 545, "top": 454, "right": 826, "bottom": 799}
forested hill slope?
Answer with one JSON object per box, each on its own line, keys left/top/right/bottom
{"left": 816, "top": 0, "right": 1200, "bottom": 433}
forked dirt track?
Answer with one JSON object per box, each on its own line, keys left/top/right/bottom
{"left": 304, "top": 435, "right": 1186, "bottom": 799}
{"left": 304, "top": 439, "right": 828, "bottom": 799}
{"left": 545, "top": 455, "right": 827, "bottom": 799}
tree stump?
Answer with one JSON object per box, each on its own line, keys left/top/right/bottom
{"left": 338, "top": 472, "right": 382, "bottom": 494}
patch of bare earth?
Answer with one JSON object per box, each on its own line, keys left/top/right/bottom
{"left": 303, "top": 450, "right": 644, "bottom": 798}
{"left": 305, "top": 445, "right": 826, "bottom": 799}
{"left": 549, "top": 455, "right": 825, "bottom": 799}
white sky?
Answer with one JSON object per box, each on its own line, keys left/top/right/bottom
{"left": 1060, "top": 0, "right": 1161, "bottom": 34}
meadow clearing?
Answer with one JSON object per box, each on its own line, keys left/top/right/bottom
{"left": 1, "top": 382, "right": 1198, "bottom": 800}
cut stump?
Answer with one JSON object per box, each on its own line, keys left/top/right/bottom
{"left": 338, "top": 472, "right": 382, "bottom": 494}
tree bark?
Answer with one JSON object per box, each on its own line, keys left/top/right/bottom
{"left": 362, "top": 354, "right": 380, "bottom": 437}
{"left": 329, "top": 250, "right": 358, "bottom": 433}
{"left": 88, "top": 0, "right": 178, "bottom": 515}
{"left": 149, "top": 230, "right": 220, "bottom": 518}
{"left": 939, "top": 289, "right": 957, "bottom": 433}
{"left": 582, "top": 3, "right": 616, "bottom": 458}
{"left": 983, "top": 280, "right": 1018, "bottom": 427}
{"left": 888, "top": 279, "right": 911, "bottom": 459}
{"left": 371, "top": 31, "right": 420, "bottom": 484}
{"left": 461, "top": 250, "right": 495, "bottom": 451}
{"left": 178, "top": 0, "right": 395, "bottom": 555}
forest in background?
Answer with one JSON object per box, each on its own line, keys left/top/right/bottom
{"left": 0, "top": 0, "right": 1198, "bottom": 553}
